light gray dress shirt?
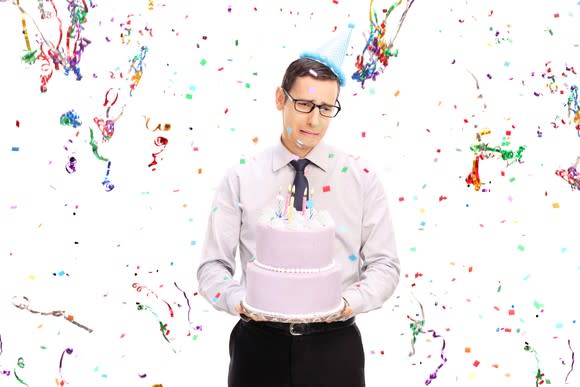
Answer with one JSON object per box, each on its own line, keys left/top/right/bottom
{"left": 197, "top": 137, "right": 400, "bottom": 317}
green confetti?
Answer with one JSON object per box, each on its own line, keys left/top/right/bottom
{"left": 410, "top": 246, "right": 416, "bottom": 252}
{"left": 200, "top": 58, "right": 207, "bottom": 66}
{"left": 517, "top": 244, "right": 525, "bottom": 252}
{"left": 341, "top": 166, "right": 349, "bottom": 173}
{"left": 533, "top": 300, "right": 544, "bottom": 309}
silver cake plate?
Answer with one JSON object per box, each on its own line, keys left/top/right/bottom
{"left": 241, "top": 299, "right": 347, "bottom": 324}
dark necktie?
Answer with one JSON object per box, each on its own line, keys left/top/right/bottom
{"left": 290, "top": 159, "right": 310, "bottom": 211}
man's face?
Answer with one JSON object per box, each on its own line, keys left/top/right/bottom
{"left": 276, "top": 76, "right": 339, "bottom": 157}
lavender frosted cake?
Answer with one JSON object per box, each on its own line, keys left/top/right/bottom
{"left": 244, "top": 206, "right": 344, "bottom": 321}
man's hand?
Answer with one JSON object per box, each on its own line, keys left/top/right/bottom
{"left": 235, "top": 301, "right": 267, "bottom": 321}
{"left": 325, "top": 298, "right": 352, "bottom": 323}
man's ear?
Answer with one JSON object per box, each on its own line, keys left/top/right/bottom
{"left": 275, "top": 87, "right": 285, "bottom": 111}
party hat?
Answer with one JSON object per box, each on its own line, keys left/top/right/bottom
{"left": 300, "top": 23, "right": 355, "bottom": 86}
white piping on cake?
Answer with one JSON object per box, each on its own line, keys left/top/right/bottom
{"left": 252, "top": 259, "right": 335, "bottom": 274}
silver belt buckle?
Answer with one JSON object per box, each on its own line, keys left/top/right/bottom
{"left": 289, "top": 323, "right": 303, "bottom": 336}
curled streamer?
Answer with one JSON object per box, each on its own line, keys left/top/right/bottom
{"left": 60, "top": 109, "right": 82, "bottom": 128}
{"left": 133, "top": 282, "right": 174, "bottom": 318}
{"left": 136, "top": 303, "right": 171, "bottom": 344}
{"left": 65, "top": 156, "right": 77, "bottom": 173}
{"left": 14, "top": 357, "right": 28, "bottom": 386}
{"left": 423, "top": 329, "right": 447, "bottom": 385}
{"left": 565, "top": 339, "right": 575, "bottom": 384}
{"left": 352, "top": 0, "right": 415, "bottom": 87}
{"left": 174, "top": 281, "right": 192, "bottom": 324}
{"left": 12, "top": 296, "right": 93, "bottom": 333}
{"left": 148, "top": 136, "right": 168, "bottom": 170}
{"left": 56, "top": 347, "right": 73, "bottom": 386}
{"left": 89, "top": 127, "right": 109, "bottom": 162}
{"left": 524, "top": 342, "right": 550, "bottom": 386}
{"left": 407, "top": 294, "right": 448, "bottom": 385}
{"left": 102, "top": 160, "right": 114, "bottom": 191}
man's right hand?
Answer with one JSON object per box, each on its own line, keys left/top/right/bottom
{"left": 236, "top": 301, "right": 267, "bottom": 321}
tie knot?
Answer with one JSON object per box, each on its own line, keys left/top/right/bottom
{"left": 290, "top": 159, "right": 310, "bottom": 172}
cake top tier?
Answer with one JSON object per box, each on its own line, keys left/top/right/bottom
{"left": 258, "top": 207, "right": 334, "bottom": 231}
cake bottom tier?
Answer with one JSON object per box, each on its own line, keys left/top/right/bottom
{"left": 245, "top": 261, "right": 342, "bottom": 317}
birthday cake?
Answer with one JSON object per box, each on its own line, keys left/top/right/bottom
{"left": 244, "top": 200, "right": 344, "bottom": 322}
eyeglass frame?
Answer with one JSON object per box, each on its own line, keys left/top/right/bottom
{"left": 282, "top": 88, "right": 341, "bottom": 118}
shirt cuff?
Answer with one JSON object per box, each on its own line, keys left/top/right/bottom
{"left": 227, "top": 288, "right": 246, "bottom": 316}
{"left": 342, "top": 290, "right": 364, "bottom": 316}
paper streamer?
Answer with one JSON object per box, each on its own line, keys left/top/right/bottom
{"left": 174, "top": 282, "right": 192, "bottom": 325}
{"left": 565, "top": 339, "right": 575, "bottom": 384}
{"left": 12, "top": 296, "right": 93, "bottom": 333}
{"left": 523, "top": 341, "right": 550, "bottom": 386}
{"left": 407, "top": 294, "right": 448, "bottom": 384}
{"left": 136, "top": 302, "right": 175, "bottom": 351}
{"left": 56, "top": 347, "right": 73, "bottom": 386}
{"left": 89, "top": 127, "right": 109, "bottom": 162}
{"left": 352, "top": 0, "right": 416, "bottom": 87}
{"left": 13, "top": 357, "right": 28, "bottom": 386}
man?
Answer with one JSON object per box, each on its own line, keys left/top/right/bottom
{"left": 197, "top": 28, "right": 400, "bottom": 387}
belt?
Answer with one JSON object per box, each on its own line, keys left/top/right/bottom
{"left": 242, "top": 316, "right": 355, "bottom": 336}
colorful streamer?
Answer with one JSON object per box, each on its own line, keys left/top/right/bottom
{"left": 16, "top": 0, "right": 32, "bottom": 51}
{"left": 407, "top": 294, "right": 448, "bottom": 384}
{"left": 133, "top": 282, "right": 174, "bottom": 318}
{"left": 352, "top": 0, "right": 416, "bottom": 87}
{"left": 423, "top": 329, "right": 447, "bottom": 386}
{"left": 60, "top": 110, "right": 82, "bottom": 128}
{"left": 102, "top": 160, "right": 115, "bottom": 191}
{"left": 148, "top": 136, "right": 169, "bottom": 171}
{"left": 136, "top": 302, "right": 173, "bottom": 347}
{"left": 56, "top": 347, "right": 73, "bottom": 386}
{"left": 11, "top": 296, "right": 93, "bottom": 333}
{"left": 469, "top": 143, "right": 526, "bottom": 165}
{"left": 89, "top": 127, "right": 109, "bottom": 162}
{"left": 555, "top": 157, "right": 580, "bottom": 191}
{"left": 523, "top": 342, "right": 550, "bottom": 386}
{"left": 128, "top": 46, "right": 148, "bottom": 95}
{"left": 14, "top": 357, "right": 28, "bottom": 386}
{"left": 565, "top": 339, "right": 575, "bottom": 384}
{"left": 0, "top": 334, "right": 9, "bottom": 377}
{"left": 174, "top": 282, "right": 192, "bottom": 324}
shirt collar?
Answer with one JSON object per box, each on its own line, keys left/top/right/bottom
{"left": 272, "top": 136, "right": 331, "bottom": 173}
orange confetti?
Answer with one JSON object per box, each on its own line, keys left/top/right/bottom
{"left": 552, "top": 202, "right": 560, "bottom": 208}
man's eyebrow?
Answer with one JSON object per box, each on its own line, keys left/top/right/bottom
{"left": 295, "top": 96, "right": 335, "bottom": 106}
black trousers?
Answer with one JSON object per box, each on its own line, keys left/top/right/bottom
{"left": 228, "top": 319, "right": 365, "bottom": 387}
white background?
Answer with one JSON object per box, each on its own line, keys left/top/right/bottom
{"left": 0, "top": 0, "right": 579, "bottom": 386}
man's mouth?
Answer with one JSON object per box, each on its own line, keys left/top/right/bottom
{"left": 300, "top": 130, "right": 318, "bottom": 136}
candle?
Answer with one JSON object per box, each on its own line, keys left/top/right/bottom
{"left": 309, "top": 188, "right": 314, "bottom": 219}
{"left": 288, "top": 186, "right": 295, "bottom": 221}
{"left": 283, "top": 184, "right": 291, "bottom": 218}
{"left": 301, "top": 187, "right": 308, "bottom": 216}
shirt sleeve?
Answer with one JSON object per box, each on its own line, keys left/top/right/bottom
{"left": 342, "top": 169, "right": 401, "bottom": 316}
{"left": 196, "top": 168, "right": 246, "bottom": 316}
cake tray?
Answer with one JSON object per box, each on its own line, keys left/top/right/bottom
{"left": 240, "top": 299, "right": 348, "bottom": 324}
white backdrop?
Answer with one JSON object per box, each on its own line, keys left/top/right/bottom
{"left": 0, "top": 0, "right": 579, "bottom": 386}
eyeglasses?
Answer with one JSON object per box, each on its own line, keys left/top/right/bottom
{"left": 283, "top": 89, "right": 341, "bottom": 118}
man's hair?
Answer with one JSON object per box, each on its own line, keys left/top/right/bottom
{"left": 281, "top": 58, "right": 340, "bottom": 98}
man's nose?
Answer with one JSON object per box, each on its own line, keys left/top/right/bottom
{"left": 307, "top": 108, "right": 322, "bottom": 127}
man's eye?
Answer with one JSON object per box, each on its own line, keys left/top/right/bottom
{"left": 320, "top": 106, "right": 333, "bottom": 114}
{"left": 296, "top": 101, "right": 313, "bottom": 109}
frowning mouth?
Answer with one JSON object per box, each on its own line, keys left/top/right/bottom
{"left": 300, "top": 130, "right": 318, "bottom": 136}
